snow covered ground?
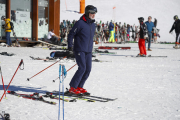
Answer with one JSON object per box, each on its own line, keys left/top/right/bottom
{"left": 60, "top": 0, "right": 180, "bottom": 42}
{"left": 0, "top": 43, "right": 180, "bottom": 120}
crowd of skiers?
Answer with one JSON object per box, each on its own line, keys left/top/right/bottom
{"left": 59, "top": 18, "right": 161, "bottom": 47}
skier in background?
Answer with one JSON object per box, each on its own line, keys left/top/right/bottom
{"left": 68, "top": 5, "right": 97, "bottom": 95}
{"left": 127, "top": 24, "right": 130, "bottom": 41}
{"left": 2, "top": 16, "right": 12, "bottom": 47}
{"left": 137, "top": 17, "right": 148, "bottom": 57}
{"left": 145, "top": 16, "right": 154, "bottom": 51}
{"left": 109, "top": 21, "right": 115, "bottom": 43}
{"left": 169, "top": 15, "right": 180, "bottom": 47}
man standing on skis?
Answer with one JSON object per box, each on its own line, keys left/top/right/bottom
{"left": 145, "top": 16, "right": 154, "bottom": 51}
{"left": 137, "top": 17, "right": 148, "bottom": 57}
{"left": 169, "top": 15, "right": 180, "bottom": 47}
{"left": 68, "top": 5, "right": 97, "bottom": 95}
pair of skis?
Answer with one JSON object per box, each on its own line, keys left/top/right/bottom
{"left": 7, "top": 91, "right": 56, "bottom": 105}
{"left": 46, "top": 90, "right": 117, "bottom": 102}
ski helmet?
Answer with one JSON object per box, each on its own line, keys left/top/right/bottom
{"left": 85, "top": 5, "right": 97, "bottom": 17}
{"left": 138, "top": 17, "right": 144, "bottom": 22}
{"left": 174, "top": 15, "right": 178, "bottom": 20}
{"left": 1, "top": 16, "right": 5, "bottom": 20}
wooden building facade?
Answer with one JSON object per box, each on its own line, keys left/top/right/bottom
{"left": 0, "top": 0, "right": 60, "bottom": 41}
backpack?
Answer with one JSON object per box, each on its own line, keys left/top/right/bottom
{"left": 9, "top": 22, "right": 14, "bottom": 30}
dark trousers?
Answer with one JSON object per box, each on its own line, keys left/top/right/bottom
{"left": 145, "top": 32, "right": 152, "bottom": 49}
{"left": 50, "top": 36, "right": 58, "bottom": 44}
{"left": 176, "top": 33, "right": 180, "bottom": 43}
{"left": 69, "top": 51, "right": 92, "bottom": 88}
{"left": 6, "top": 32, "right": 11, "bottom": 46}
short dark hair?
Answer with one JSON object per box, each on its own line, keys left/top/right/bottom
{"left": 148, "top": 16, "right": 152, "bottom": 19}
{"left": 51, "top": 29, "right": 54, "bottom": 32}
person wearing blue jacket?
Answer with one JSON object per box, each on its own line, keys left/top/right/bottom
{"left": 109, "top": 21, "right": 115, "bottom": 42}
{"left": 68, "top": 5, "right": 97, "bottom": 95}
{"left": 145, "top": 16, "right": 154, "bottom": 51}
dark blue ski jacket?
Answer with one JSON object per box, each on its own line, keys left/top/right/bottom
{"left": 109, "top": 22, "right": 114, "bottom": 31}
{"left": 68, "top": 14, "right": 96, "bottom": 52}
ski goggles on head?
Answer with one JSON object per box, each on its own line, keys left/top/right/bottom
{"left": 89, "top": 8, "right": 97, "bottom": 14}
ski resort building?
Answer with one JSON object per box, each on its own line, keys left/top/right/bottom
{"left": 0, "top": 0, "right": 60, "bottom": 46}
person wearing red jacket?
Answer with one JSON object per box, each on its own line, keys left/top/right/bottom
{"left": 137, "top": 17, "right": 148, "bottom": 57}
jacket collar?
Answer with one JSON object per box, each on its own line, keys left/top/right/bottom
{"left": 80, "top": 14, "right": 95, "bottom": 23}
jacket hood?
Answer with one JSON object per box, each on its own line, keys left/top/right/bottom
{"left": 80, "top": 14, "right": 95, "bottom": 23}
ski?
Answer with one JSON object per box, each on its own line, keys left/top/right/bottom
{"left": 92, "top": 59, "right": 112, "bottom": 62}
{"left": 30, "top": 56, "right": 51, "bottom": 60}
{"left": 46, "top": 92, "right": 106, "bottom": 102}
{"left": 98, "top": 46, "right": 131, "bottom": 50}
{"left": 0, "top": 52, "right": 15, "bottom": 56}
{"left": 49, "top": 47, "right": 68, "bottom": 50}
{"left": 93, "top": 49, "right": 117, "bottom": 54}
{"left": 147, "top": 55, "right": 167, "bottom": 57}
{"left": 127, "top": 55, "right": 167, "bottom": 58}
{"left": 43, "top": 94, "right": 94, "bottom": 102}
{"left": 7, "top": 91, "right": 56, "bottom": 105}
{"left": 46, "top": 91, "right": 117, "bottom": 102}
{"left": 173, "top": 46, "right": 180, "bottom": 49}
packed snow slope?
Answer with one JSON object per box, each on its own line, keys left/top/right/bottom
{"left": 0, "top": 43, "right": 180, "bottom": 120}
{"left": 60, "top": 0, "right": 180, "bottom": 42}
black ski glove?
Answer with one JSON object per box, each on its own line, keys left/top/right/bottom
{"left": 67, "top": 47, "right": 73, "bottom": 58}
{"left": 68, "top": 47, "right": 73, "bottom": 51}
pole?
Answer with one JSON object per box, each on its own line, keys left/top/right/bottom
{"left": 0, "top": 59, "right": 24, "bottom": 102}
{"left": 62, "top": 65, "right": 65, "bottom": 120}
{"left": 27, "top": 56, "right": 67, "bottom": 81}
{"left": 0, "top": 67, "right": 6, "bottom": 99}
{"left": 53, "top": 64, "right": 77, "bottom": 82}
{"left": 58, "top": 64, "right": 62, "bottom": 120}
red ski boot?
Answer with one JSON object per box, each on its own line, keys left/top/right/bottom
{"left": 77, "top": 87, "right": 90, "bottom": 96}
{"left": 69, "top": 87, "right": 81, "bottom": 95}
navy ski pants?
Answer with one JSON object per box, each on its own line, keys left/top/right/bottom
{"left": 69, "top": 51, "right": 92, "bottom": 88}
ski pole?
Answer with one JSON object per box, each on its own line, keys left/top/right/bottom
{"left": 58, "top": 64, "right": 62, "bottom": 120}
{"left": 0, "top": 59, "right": 24, "bottom": 102}
{"left": 62, "top": 65, "right": 65, "bottom": 120}
{"left": 27, "top": 56, "right": 67, "bottom": 81}
{"left": 0, "top": 66, "right": 6, "bottom": 99}
{"left": 53, "top": 63, "right": 77, "bottom": 82}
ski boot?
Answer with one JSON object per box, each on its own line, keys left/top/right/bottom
{"left": 69, "top": 87, "right": 82, "bottom": 96}
{"left": 77, "top": 87, "right": 90, "bottom": 96}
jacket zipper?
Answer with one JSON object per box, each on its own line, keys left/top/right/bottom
{"left": 89, "top": 23, "right": 92, "bottom": 52}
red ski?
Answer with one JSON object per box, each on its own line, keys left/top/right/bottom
{"left": 98, "top": 46, "right": 131, "bottom": 50}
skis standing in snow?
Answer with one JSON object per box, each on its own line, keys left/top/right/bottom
{"left": 169, "top": 15, "right": 180, "bottom": 48}
{"left": 67, "top": 5, "right": 97, "bottom": 95}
